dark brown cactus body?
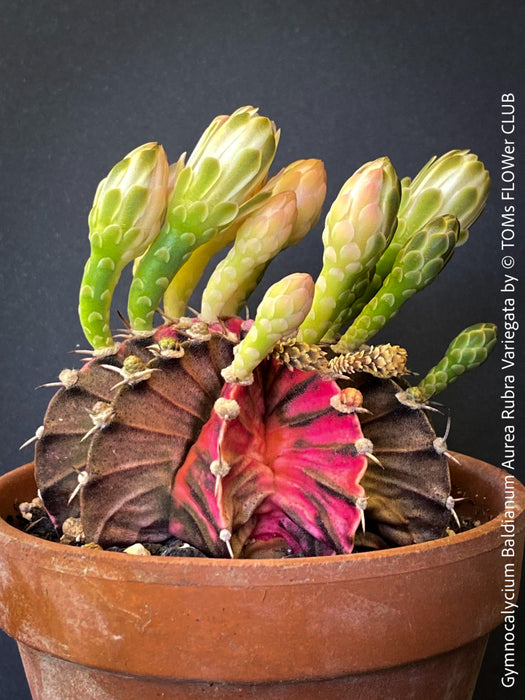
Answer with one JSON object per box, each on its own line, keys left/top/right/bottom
{"left": 34, "top": 318, "right": 452, "bottom": 556}
{"left": 82, "top": 335, "right": 235, "bottom": 545}
{"left": 351, "top": 375, "right": 450, "bottom": 549}
{"left": 35, "top": 346, "right": 140, "bottom": 528}
{"left": 35, "top": 331, "right": 235, "bottom": 545}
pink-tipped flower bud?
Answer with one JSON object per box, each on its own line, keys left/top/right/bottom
{"left": 264, "top": 159, "right": 327, "bottom": 245}
{"left": 200, "top": 191, "right": 297, "bottom": 322}
{"left": 297, "top": 157, "right": 400, "bottom": 344}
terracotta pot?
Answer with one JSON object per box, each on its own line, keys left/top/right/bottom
{"left": 0, "top": 454, "right": 524, "bottom": 700}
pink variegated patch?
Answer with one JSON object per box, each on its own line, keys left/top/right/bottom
{"left": 170, "top": 361, "right": 367, "bottom": 558}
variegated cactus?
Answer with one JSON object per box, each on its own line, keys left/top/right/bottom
{"left": 26, "top": 107, "right": 496, "bottom": 559}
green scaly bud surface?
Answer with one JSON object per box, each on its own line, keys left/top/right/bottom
{"left": 349, "top": 150, "right": 490, "bottom": 320}
{"left": 162, "top": 226, "right": 239, "bottom": 318}
{"left": 162, "top": 190, "right": 271, "bottom": 319}
{"left": 222, "top": 273, "right": 314, "bottom": 383}
{"left": 296, "top": 157, "right": 400, "bottom": 345}
{"left": 163, "top": 159, "right": 325, "bottom": 320}
{"left": 78, "top": 143, "right": 169, "bottom": 351}
{"left": 128, "top": 107, "right": 279, "bottom": 331}
{"left": 334, "top": 215, "right": 459, "bottom": 353}
{"left": 397, "top": 322, "right": 498, "bottom": 406}
{"left": 214, "top": 159, "right": 327, "bottom": 318}
{"left": 200, "top": 192, "right": 298, "bottom": 323}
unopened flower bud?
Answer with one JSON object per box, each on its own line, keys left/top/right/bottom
{"left": 297, "top": 157, "right": 400, "bottom": 344}
{"left": 264, "top": 159, "right": 326, "bottom": 246}
{"left": 129, "top": 107, "right": 280, "bottom": 332}
{"left": 200, "top": 191, "right": 297, "bottom": 322}
{"left": 222, "top": 273, "right": 314, "bottom": 383}
{"left": 80, "top": 143, "right": 169, "bottom": 350}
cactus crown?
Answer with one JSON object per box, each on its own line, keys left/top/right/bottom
{"left": 27, "top": 107, "right": 495, "bottom": 559}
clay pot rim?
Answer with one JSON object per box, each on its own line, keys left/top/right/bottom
{"left": 1, "top": 453, "right": 524, "bottom": 588}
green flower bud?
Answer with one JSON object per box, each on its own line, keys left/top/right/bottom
{"left": 162, "top": 159, "right": 325, "bottom": 320}
{"left": 222, "top": 273, "right": 314, "bottom": 383}
{"left": 184, "top": 106, "right": 279, "bottom": 208}
{"left": 375, "top": 150, "right": 490, "bottom": 281}
{"left": 397, "top": 322, "right": 498, "bottom": 407}
{"left": 297, "top": 157, "right": 400, "bottom": 344}
{"left": 263, "top": 158, "right": 326, "bottom": 246}
{"left": 334, "top": 215, "right": 459, "bottom": 352}
{"left": 79, "top": 143, "right": 169, "bottom": 350}
{"left": 128, "top": 106, "right": 280, "bottom": 331}
{"left": 200, "top": 191, "right": 298, "bottom": 323}
{"left": 213, "top": 158, "right": 327, "bottom": 319}
{"left": 347, "top": 150, "right": 491, "bottom": 323}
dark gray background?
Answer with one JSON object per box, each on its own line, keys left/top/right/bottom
{"left": 1, "top": 1, "right": 523, "bottom": 697}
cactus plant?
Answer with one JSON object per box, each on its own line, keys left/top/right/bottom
{"left": 25, "top": 106, "right": 496, "bottom": 559}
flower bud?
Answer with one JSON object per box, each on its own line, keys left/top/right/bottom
{"left": 397, "top": 322, "right": 497, "bottom": 407}
{"left": 297, "top": 157, "right": 400, "bottom": 344}
{"left": 128, "top": 107, "right": 280, "bottom": 332}
{"left": 200, "top": 191, "right": 297, "bottom": 322}
{"left": 79, "top": 143, "right": 169, "bottom": 350}
{"left": 178, "top": 105, "right": 279, "bottom": 212}
{"left": 374, "top": 150, "right": 490, "bottom": 284}
{"left": 264, "top": 159, "right": 326, "bottom": 246}
{"left": 221, "top": 273, "right": 314, "bottom": 383}
{"left": 199, "top": 159, "right": 326, "bottom": 320}
{"left": 88, "top": 142, "right": 169, "bottom": 264}
{"left": 403, "top": 150, "right": 490, "bottom": 244}
{"left": 335, "top": 215, "right": 459, "bottom": 352}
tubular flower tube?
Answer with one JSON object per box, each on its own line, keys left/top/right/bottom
{"left": 296, "top": 157, "right": 400, "bottom": 345}
{"left": 396, "top": 323, "right": 498, "bottom": 408}
{"left": 130, "top": 152, "right": 187, "bottom": 279}
{"left": 162, "top": 225, "right": 239, "bottom": 319}
{"left": 78, "top": 143, "right": 169, "bottom": 352}
{"left": 127, "top": 106, "right": 279, "bottom": 332}
{"left": 221, "top": 273, "right": 315, "bottom": 384}
{"left": 350, "top": 150, "right": 491, "bottom": 318}
{"left": 200, "top": 191, "right": 298, "bottom": 323}
{"left": 334, "top": 215, "right": 459, "bottom": 353}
